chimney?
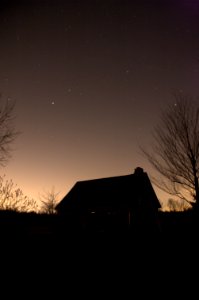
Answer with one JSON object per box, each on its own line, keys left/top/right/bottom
{"left": 134, "top": 167, "right": 144, "bottom": 175}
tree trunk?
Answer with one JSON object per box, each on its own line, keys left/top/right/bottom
{"left": 193, "top": 172, "right": 199, "bottom": 210}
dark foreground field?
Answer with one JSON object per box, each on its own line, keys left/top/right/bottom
{"left": 0, "top": 209, "right": 199, "bottom": 254}
{"left": 1, "top": 208, "right": 199, "bottom": 239}
{"left": 0, "top": 210, "right": 198, "bottom": 298}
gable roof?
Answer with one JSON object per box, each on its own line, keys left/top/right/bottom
{"left": 56, "top": 167, "right": 161, "bottom": 213}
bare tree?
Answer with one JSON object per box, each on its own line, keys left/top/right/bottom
{"left": 0, "top": 175, "right": 38, "bottom": 212}
{"left": 0, "top": 96, "right": 19, "bottom": 166}
{"left": 141, "top": 93, "right": 199, "bottom": 209}
{"left": 167, "top": 198, "right": 191, "bottom": 212}
{"left": 40, "top": 187, "right": 59, "bottom": 214}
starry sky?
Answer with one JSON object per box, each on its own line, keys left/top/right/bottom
{"left": 0, "top": 0, "right": 199, "bottom": 208}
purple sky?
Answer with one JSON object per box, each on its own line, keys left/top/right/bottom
{"left": 0, "top": 0, "right": 199, "bottom": 208}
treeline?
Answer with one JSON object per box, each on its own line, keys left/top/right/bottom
{"left": 0, "top": 208, "right": 199, "bottom": 239}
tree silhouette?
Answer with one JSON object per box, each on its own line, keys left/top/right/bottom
{"left": 0, "top": 96, "right": 19, "bottom": 166}
{"left": 0, "top": 175, "right": 38, "bottom": 212}
{"left": 40, "top": 187, "right": 59, "bottom": 214}
{"left": 167, "top": 198, "right": 191, "bottom": 212}
{"left": 141, "top": 93, "right": 199, "bottom": 209}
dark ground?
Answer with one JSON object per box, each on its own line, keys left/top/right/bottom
{"left": 0, "top": 209, "right": 198, "bottom": 297}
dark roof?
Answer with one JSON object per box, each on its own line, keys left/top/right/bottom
{"left": 56, "top": 167, "right": 161, "bottom": 212}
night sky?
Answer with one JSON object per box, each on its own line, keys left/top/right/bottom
{"left": 0, "top": 0, "right": 199, "bottom": 208}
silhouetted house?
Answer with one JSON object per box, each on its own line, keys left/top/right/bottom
{"left": 56, "top": 167, "right": 161, "bottom": 232}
